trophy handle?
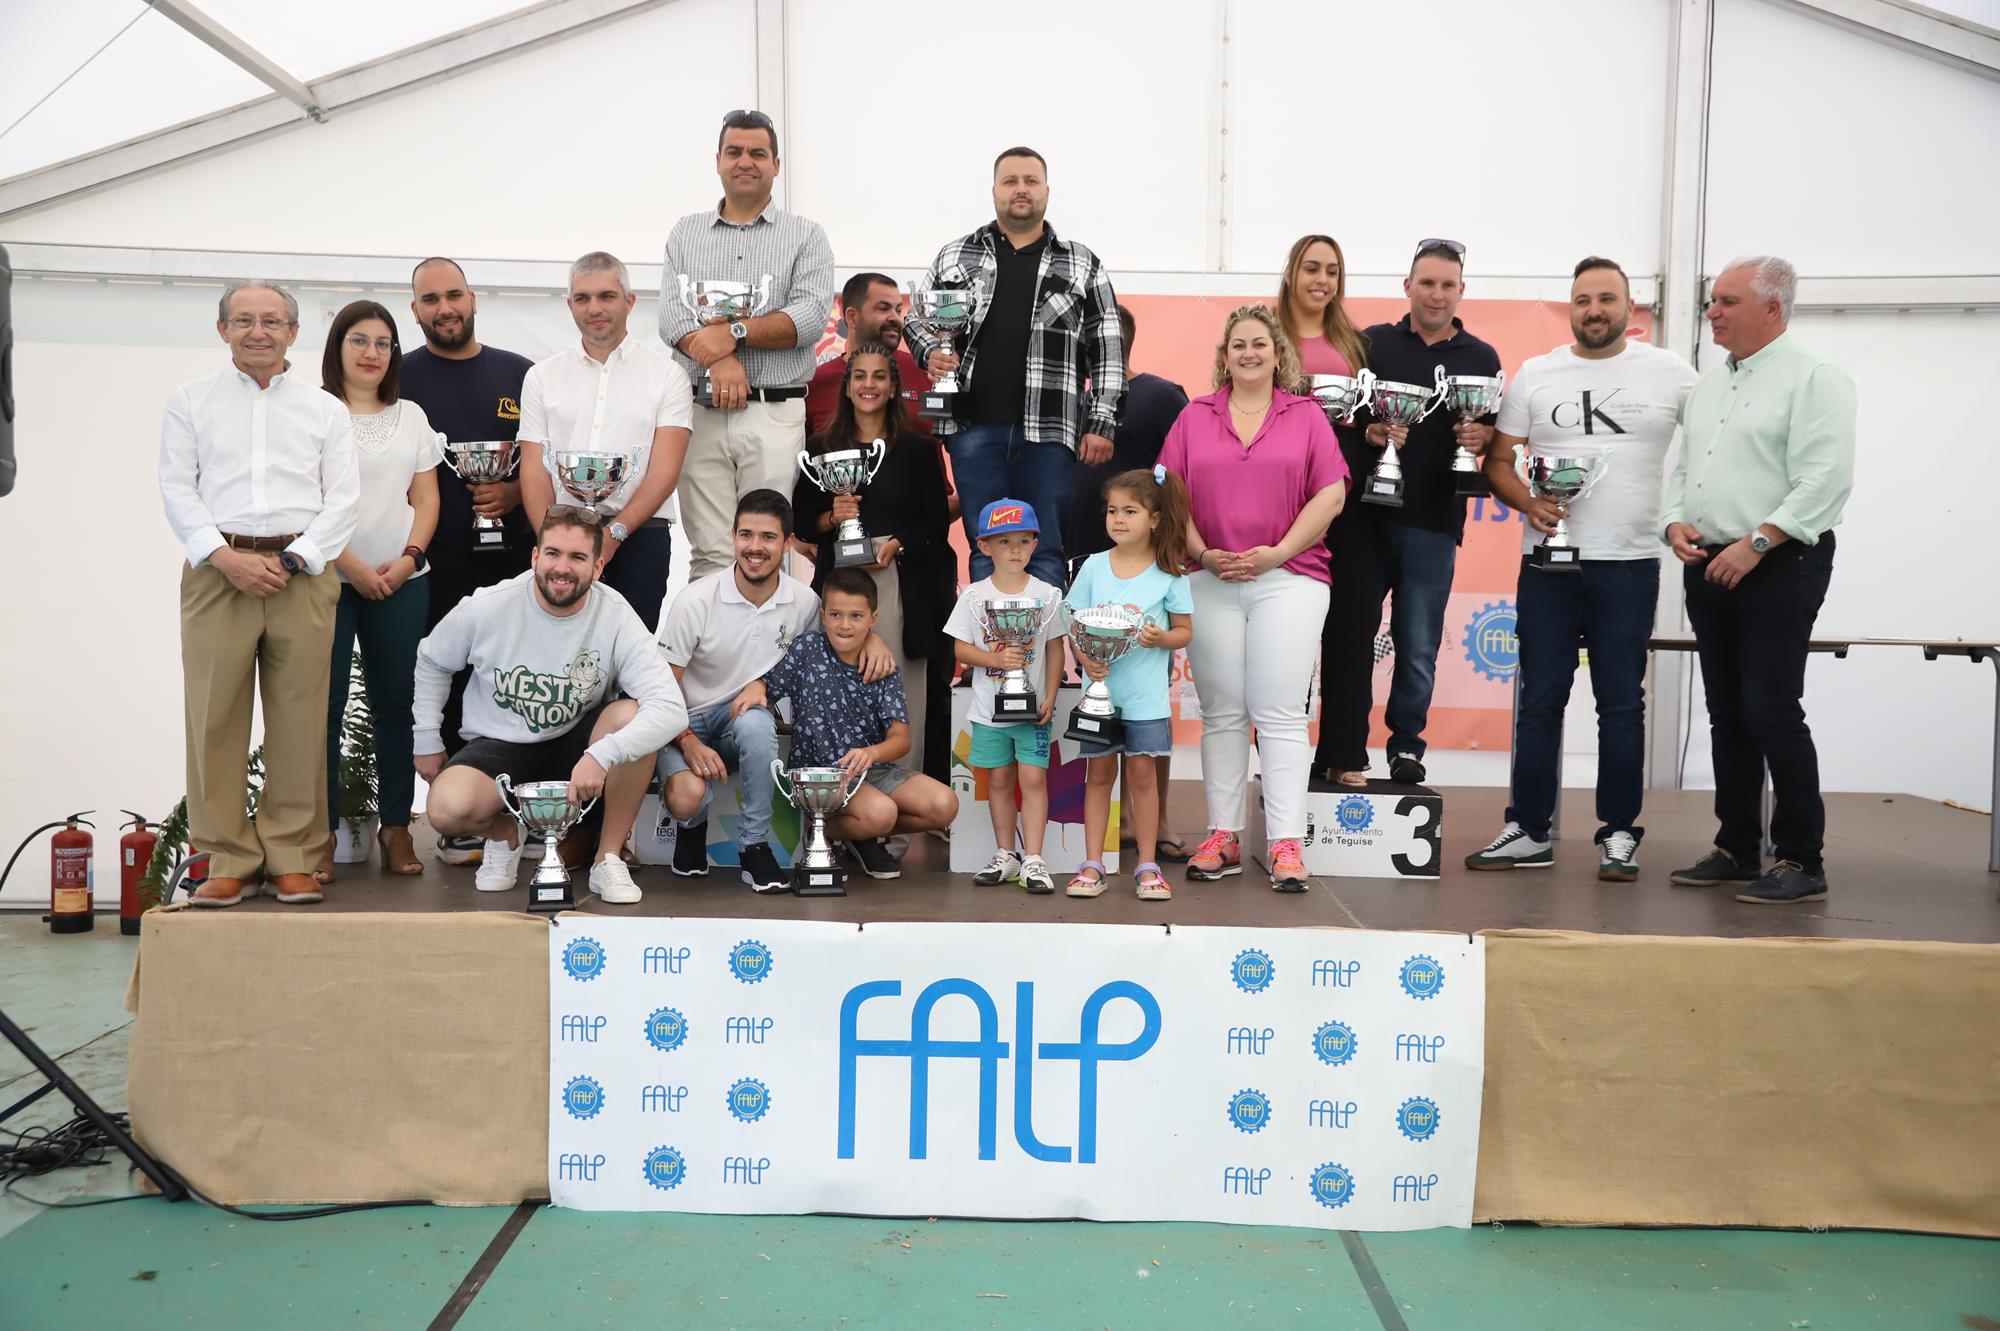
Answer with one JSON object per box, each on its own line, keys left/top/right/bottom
{"left": 753, "top": 273, "right": 774, "bottom": 313}
{"left": 573, "top": 793, "right": 600, "bottom": 820}
{"left": 840, "top": 764, "right": 867, "bottom": 807}
{"left": 863, "top": 438, "right": 886, "bottom": 481}
{"left": 1512, "top": 444, "right": 1532, "bottom": 487}
{"left": 676, "top": 274, "right": 695, "bottom": 309}
{"left": 1420, "top": 364, "right": 1450, "bottom": 421}
{"left": 494, "top": 773, "right": 521, "bottom": 823}
{"left": 797, "top": 450, "right": 818, "bottom": 487}
{"left": 1349, "top": 368, "right": 1376, "bottom": 424}
{"left": 769, "top": 759, "right": 794, "bottom": 806}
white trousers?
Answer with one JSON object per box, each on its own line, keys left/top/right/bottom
{"left": 1187, "top": 567, "right": 1330, "bottom": 841}
{"left": 681, "top": 397, "right": 808, "bottom": 580}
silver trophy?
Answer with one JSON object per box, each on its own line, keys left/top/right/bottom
{"left": 798, "top": 438, "right": 887, "bottom": 568}
{"left": 770, "top": 761, "right": 862, "bottom": 897}
{"left": 494, "top": 774, "right": 600, "bottom": 912}
{"left": 1363, "top": 365, "right": 1449, "bottom": 508}
{"left": 1442, "top": 371, "right": 1506, "bottom": 497}
{"left": 553, "top": 451, "right": 629, "bottom": 517}
{"left": 977, "top": 597, "right": 1060, "bottom": 720}
{"left": 1516, "top": 448, "right": 1610, "bottom": 571}
{"left": 443, "top": 439, "right": 518, "bottom": 553}
{"left": 677, "top": 274, "right": 774, "bottom": 406}
{"left": 1307, "top": 370, "right": 1376, "bottom": 426}
{"left": 1064, "top": 604, "right": 1147, "bottom": 745}
{"left": 912, "top": 288, "right": 978, "bottom": 421}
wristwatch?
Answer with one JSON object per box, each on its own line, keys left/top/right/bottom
{"left": 729, "top": 320, "right": 748, "bottom": 351}
{"left": 608, "top": 521, "right": 630, "bottom": 542}
{"left": 401, "top": 544, "right": 428, "bottom": 573}
{"left": 278, "top": 551, "right": 305, "bottom": 576}
{"left": 1749, "top": 532, "right": 1773, "bottom": 554}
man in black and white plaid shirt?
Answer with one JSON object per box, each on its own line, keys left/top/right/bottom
{"left": 905, "top": 147, "right": 1125, "bottom": 588}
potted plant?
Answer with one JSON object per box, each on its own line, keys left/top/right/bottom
{"left": 332, "top": 651, "right": 379, "bottom": 862}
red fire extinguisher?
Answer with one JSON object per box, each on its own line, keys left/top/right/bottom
{"left": 0, "top": 811, "right": 97, "bottom": 934}
{"left": 119, "top": 812, "right": 159, "bottom": 937}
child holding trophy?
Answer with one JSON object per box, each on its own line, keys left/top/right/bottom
{"left": 944, "top": 500, "right": 1067, "bottom": 895}
{"left": 1063, "top": 466, "right": 1195, "bottom": 900}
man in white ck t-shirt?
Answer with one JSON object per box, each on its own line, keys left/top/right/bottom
{"left": 656, "top": 489, "right": 897, "bottom": 892}
{"left": 1467, "top": 256, "right": 1698, "bottom": 881}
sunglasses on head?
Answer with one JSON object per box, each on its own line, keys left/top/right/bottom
{"left": 723, "top": 108, "right": 774, "bottom": 127}
{"left": 544, "top": 504, "right": 605, "bottom": 526}
{"left": 1415, "top": 237, "right": 1467, "bottom": 259}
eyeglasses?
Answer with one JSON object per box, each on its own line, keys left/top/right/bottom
{"left": 225, "top": 315, "right": 295, "bottom": 332}
{"left": 344, "top": 333, "right": 395, "bottom": 354}
{"left": 1415, "top": 238, "right": 1467, "bottom": 258}
{"left": 544, "top": 504, "right": 605, "bottom": 526}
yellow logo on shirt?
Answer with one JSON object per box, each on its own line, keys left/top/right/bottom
{"left": 497, "top": 396, "right": 521, "bottom": 422}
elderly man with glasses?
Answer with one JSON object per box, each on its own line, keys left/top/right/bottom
{"left": 157, "top": 279, "right": 359, "bottom": 907}
{"left": 659, "top": 108, "right": 835, "bottom": 579}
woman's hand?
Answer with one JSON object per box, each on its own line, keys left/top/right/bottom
{"left": 375, "top": 556, "right": 416, "bottom": 595}
{"left": 865, "top": 537, "right": 902, "bottom": 570}
{"left": 831, "top": 493, "right": 861, "bottom": 525}
{"left": 1237, "top": 546, "right": 1284, "bottom": 578}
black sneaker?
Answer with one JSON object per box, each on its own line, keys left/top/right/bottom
{"left": 739, "top": 842, "right": 788, "bottom": 894}
{"left": 1735, "top": 860, "right": 1828, "bottom": 904}
{"left": 1389, "top": 752, "right": 1427, "bottom": 785}
{"left": 1669, "top": 849, "right": 1761, "bottom": 887}
{"left": 671, "top": 818, "right": 710, "bottom": 877}
{"left": 849, "top": 838, "right": 901, "bottom": 880}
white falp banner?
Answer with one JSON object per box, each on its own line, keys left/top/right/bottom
{"left": 547, "top": 917, "right": 1485, "bottom": 1230}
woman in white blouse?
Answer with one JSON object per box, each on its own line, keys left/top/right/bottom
{"left": 314, "top": 301, "right": 442, "bottom": 884}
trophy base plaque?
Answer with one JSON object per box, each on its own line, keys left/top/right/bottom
{"left": 793, "top": 862, "right": 846, "bottom": 897}
{"left": 1529, "top": 544, "right": 1582, "bottom": 571}
{"left": 1454, "top": 470, "right": 1491, "bottom": 498}
{"left": 1362, "top": 475, "right": 1406, "bottom": 508}
{"left": 994, "top": 691, "right": 1037, "bottom": 720}
{"left": 919, "top": 390, "right": 955, "bottom": 422}
{"left": 833, "top": 536, "right": 873, "bottom": 568}
{"left": 1064, "top": 706, "right": 1122, "bottom": 747}
{"left": 530, "top": 876, "right": 575, "bottom": 913}
{"left": 475, "top": 524, "right": 508, "bottom": 552}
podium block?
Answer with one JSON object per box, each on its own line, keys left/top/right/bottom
{"left": 1275, "top": 777, "right": 1443, "bottom": 880}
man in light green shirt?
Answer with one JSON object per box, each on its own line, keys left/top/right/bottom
{"left": 1662, "top": 256, "right": 1856, "bottom": 907}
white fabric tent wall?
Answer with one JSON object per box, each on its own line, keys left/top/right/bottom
{"left": 0, "top": 0, "right": 1996, "bottom": 903}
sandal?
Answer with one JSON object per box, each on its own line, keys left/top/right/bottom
{"left": 1066, "top": 860, "right": 1109, "bottom": 898}
{"left": 1336, "top": 771, "right": 1368, "bottom": 788}
{"left": 1134, "top": 862, "right": 1171, "bottom": 901}
{"left": 312, "top": 841, "right": 336, "bottom": 885}
{"left": 379, "top": 825, "right": 424, "bottom": 876}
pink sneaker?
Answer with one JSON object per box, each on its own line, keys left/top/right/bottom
{"left": 1269, "top": 839, "right": 1310, "bottom": 892}
{"left": 1186, "top": 829, "right": 1242, "bottom": 881}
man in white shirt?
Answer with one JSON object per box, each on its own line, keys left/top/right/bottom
{"left": 1467, "top": 256, "right": 1697, "bottom": 882}
{"left": 520, "top": 251, "right": 694, "bottom": 634}
{"left": 158, "top": 280, "right": 359, "bottom": 907}
{"left": 657, "top": 489, "right": 894, "bottom": 892}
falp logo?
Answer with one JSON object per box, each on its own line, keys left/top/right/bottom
{"left": 561, "top": 936, "right": 605, "bottom": 982}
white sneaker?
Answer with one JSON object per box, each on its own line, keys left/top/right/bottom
{"left": 474, "top": 838, "right": 523, "bottom": 892}
{"left": 588, "top": 853, "right": 642, "bottom": 905}
{"left": 1464, "top": 821, "right": 1553, "bottom": 871}
{"left": 973, "top": 849, "right": 1022, "bottom": 886}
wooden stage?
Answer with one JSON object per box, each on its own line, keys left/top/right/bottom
{"left": 257, "top": 784, "right": 1999, "bottom": 944}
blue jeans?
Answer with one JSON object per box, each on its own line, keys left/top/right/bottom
{"left": 326, "top": 575, "right": 428, "bottom": 830}
{"left": 1383, "top": 526, "right": 1459, "bottom": 759}
{"left": 1505, "top": 557, "right": 1659, "bottom": 844}
{"left": 655, "top": 703, "right": 779, "bottom": 847}
{"left": 949, "top": 422, "right": 1074, "bottom": 587}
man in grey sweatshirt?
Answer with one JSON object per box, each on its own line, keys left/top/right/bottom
{"left": 414, "top": 506, "right": 687, "bottom": 903}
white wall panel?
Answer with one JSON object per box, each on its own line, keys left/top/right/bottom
{"left": 782, "top": 0, "right": 1217, "bottom": 273}
{"left": 1706, "top": 0, "right": 2000, "bottom": 275}
{"left": 1225, "top": 0, "right": 1673, "bottom": 279}
{"left": 0, "top": 0, "right": 755, "bottom": 263}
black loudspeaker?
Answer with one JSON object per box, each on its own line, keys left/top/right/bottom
{"left": 0, "top": 243, "right": 14, "bottom": 497}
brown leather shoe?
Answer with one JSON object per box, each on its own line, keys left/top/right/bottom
{"left": 378, "top": 825, "right": 423, "bottom": 875}
{"left": 269, "top": 872, "right": 324, "bottom": 905}
{"left": 557, "top": 825, "right": 594, "bottom": 872}
{"left": 191, "top": 876, "right": 250, "bottom": 908}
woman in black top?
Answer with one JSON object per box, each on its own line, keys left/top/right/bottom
{"left": 793, "top": 343, "right": 956, "bottom": 774}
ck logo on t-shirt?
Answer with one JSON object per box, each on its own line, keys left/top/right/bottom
{"left": 1549, "top": 389, "right": 1627, "bottom": 435}
{"left": 497, "top": 395, "right": 521, "bottom": 422}
{"left": 492, "top": 649, "right": 604, "bottom": 733}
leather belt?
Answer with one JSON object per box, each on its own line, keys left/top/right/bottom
{"left": 724, "top": 385, "right": 808, "bottom": 403}
{"left": 221, "top": 532, "right": 300, "bottom": 552}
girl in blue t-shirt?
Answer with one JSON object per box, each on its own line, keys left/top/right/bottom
{"left": 1064, "top": 466, "right": 1195, "bottom": 901}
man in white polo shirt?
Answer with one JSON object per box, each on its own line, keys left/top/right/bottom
{"left": 657, "top": 489, "right": 895, "bottom": 891}
{"left": 1468, "top": 256, "right": 1697, "bottom": 882}
{"left": 520, "top": 251, "right": 693, "bottom": 634}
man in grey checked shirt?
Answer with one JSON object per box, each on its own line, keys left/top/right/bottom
{"left": 659, "top": 109, "right": 834, "bottom": 579}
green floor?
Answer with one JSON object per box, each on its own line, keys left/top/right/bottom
{"left": 3, "top": 918, "right": 1995, "bottom": 1330}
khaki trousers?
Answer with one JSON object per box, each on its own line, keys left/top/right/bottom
{"left": 681, "top": 397, "right": 807, "bottom": 580}
{"left": 180, "top": 561, "right": 340, "bottom": 879}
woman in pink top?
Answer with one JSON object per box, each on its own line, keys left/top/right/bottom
{"left": 1158, "top": 305, "right": 1349, "bottom": 891}
{"left": 1277, "top": 233, "right": 1369, "bottom": 381}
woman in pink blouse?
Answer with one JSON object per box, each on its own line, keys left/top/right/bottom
{"left": 1159, "top": 305, "right": 1349, "bottom": 891}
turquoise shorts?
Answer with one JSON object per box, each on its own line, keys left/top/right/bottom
{"left": 969, "top": 720, "right": 1052, "bottom": 770}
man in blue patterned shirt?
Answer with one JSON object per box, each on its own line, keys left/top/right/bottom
{"left": 733, "top": 569, "right": 959, "bottom": 879}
